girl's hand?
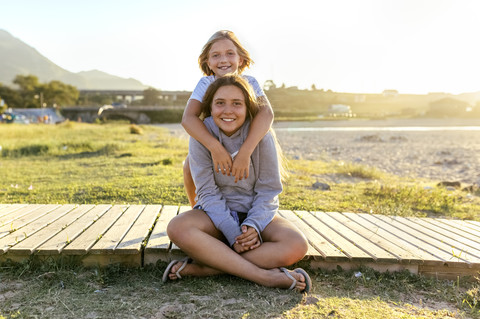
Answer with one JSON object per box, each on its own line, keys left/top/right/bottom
{"left": 233, "top": 242, "right": 250, "bottom": 253}
{"left": 235, "top": 225, "right": 261, "bottom": 251}
{"left": 211, "top": 144, "right": 232, "bottom": 175}
{"left": 231, "top": 150, "right": 250, "bottom": 182}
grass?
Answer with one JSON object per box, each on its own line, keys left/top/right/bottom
{"left": 1, "top": 122, "right": 480, "bottom": 318}
{"left": 0, "top": 122, "right": 188, "bottom": 205}
{"left": 0, "top": 259, "right": 478, "bottom": 318}
{"left": 282, "top": 159, "right": 480, "bottom": 220}
{"left": 1, "top": 122, "right": 478, "bottom": 220}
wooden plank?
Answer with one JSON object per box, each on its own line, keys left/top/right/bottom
{"left": 437, "top": 218, "right": 480, "bottom": 237}
{"left": 36, "top": 205, "right": 112, "bottom": 255}
{"left": 295, "top": 210, "right": 372, "bottom": 261}
{"left": 81, "top": 254, "right": 140, "bottom": 268}
{"left": 278, "top": 210, "right": 338, "bottom": 260}
{"left": 370, "top": 214, "right": 475, "bottom": 266}
{"left": 458, "top": 220, "right": 480, "bottom": 234}
{"left": 7, "top": 205, "right": 95, "bottom": 254}
{"left": 0, "top": 205, "right": 11, "bottom": 216}
{"left": 374, "top": 215, "right": 480, "bottom": 264}
{"left": 316, "top": 212, "right": 399, "bottom": 262}
{"left": 464, "top": 220, "right": 480, "bottom": 230}
{"left": 0, "top": 204, "right": 45, "bottom": 227}
{"left": 310, "top": 260, "right": 420, "bottom": 275}
{"left": 356, "top": 214, "right": 450, "bottom": 266}
{"left": 0, "top": 204, "right": 61, "bottom": 239}
{"left": 0, "top": 204, "right": 27, "bottom": 218}
{"left": 406, "top": 217, "right": 480, "bottom": 255}
{"left": 278, "top": 210, "right": 322, "bottom": 259}
{"left": 144, "top": 205, "right": 179, "bottom": 252}
{"left": 329, "top": 212, "right": 422, "bottom": 264}
{"left": 419, "top": 218, "right": 480, "bottom": 247}
{"left": 0, "top": 205, "right": 75, "bottom": 253}
{"left": 419, "top": 264, "right": 480, "bottom": 280}
{"left": 458, "top": 219, "right": 480, "bottom": 232}
{"left": 89, "top": 205, "right": 145, "bottom": 254}
{"left": 343, "top": 212, "right": 437, "bottom": 263}
{"left": 178, "top": 206, "right": 192, "bottom": 214}
{"left": 62, "top": 205, "right": 128, "bottom": 255}
{"left": 115, "top": 205, "right": 162, "bottom": 254}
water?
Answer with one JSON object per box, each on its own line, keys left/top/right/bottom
{"left": 275, "top": 126, "right": 480, "bottom": 132}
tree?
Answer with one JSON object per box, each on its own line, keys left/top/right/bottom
{"left": 143, "top": 87, "right": 161, "bottom": 105}
{"left": 13, "top": 75, "right": 40, "bottom": 92}
{"left": 263, "top": 80, "right": 276, "bottom": 91}
{"left": 42, "top": 80, "right": 79, "bottom": 106}
{"left": 0, "top": 85, "right": 22, "bottom": 109}
{"left": 10, "top": 75, "right": 79, "bottom": 108}
{"left": 14, "top": 75, "right": 40, "bottom": 108}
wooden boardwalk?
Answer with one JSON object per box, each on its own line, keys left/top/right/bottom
{"left": 1, "top": 204, "right": 479, "bottom": 280}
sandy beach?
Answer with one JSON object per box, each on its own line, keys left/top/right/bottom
{"left": 160, "top": 118, "right": 480, "bottom": 186}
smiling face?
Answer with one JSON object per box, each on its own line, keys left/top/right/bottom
{"left": 211, "top": 85, "right": 247, "bottom": 136}
{"left": 207, "top": 39, "right": 244, "bottom": 78}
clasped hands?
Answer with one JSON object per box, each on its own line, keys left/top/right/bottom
{"left": 233, "top": 225, "right": 260, "bottom": 253}
{"left": 212, "top": 146, "right": 249, "bottom": 183}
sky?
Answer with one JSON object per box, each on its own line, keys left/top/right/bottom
{"left": 1, "top": 0, "right": 480, "bottom": 95}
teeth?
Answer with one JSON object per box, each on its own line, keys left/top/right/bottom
{"left": 222, "top": 118, "right": 234, "bottom": 122}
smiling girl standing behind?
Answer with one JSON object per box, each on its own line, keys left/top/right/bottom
{"left": 182, "top": 30, "right": 274, "bottom": 207}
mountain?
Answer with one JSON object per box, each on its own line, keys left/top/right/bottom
{"left": 0, "top": 29, "right": 149, "bottom": 90}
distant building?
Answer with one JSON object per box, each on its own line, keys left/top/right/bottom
{"left": 354, "top": 94, "right": 366, "bottom": 103}
{"left": 382, "top": 90, "right": 398, "bottom": 97}
{"left": 328, "top": 104, "right": 354, "bottom": 117}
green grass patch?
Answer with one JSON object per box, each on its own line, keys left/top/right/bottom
{"left": 0, "top": 122, "right": 188, "bottom": 205}
{"left": 281, "top": 159, "right": 480, "bottom": 220}
{"left": 0, "top": 122, "right": 479, "bottom": 221}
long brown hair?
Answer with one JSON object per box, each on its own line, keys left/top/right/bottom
{"left": 198, "top": 30, "right": 253, "bottom": 76}
{"left": 200, "top": 75, "right": 258, "bottom": 121}
{"left": 200, "top": 75, "right": 288, "bottom": 181}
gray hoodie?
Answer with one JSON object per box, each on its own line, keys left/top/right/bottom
{"left": 189, "top": 117, "right": 283, "bottom": 246}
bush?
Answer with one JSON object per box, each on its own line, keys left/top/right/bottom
{"left": 130, "top": 124, "right": 143, "bottom": 135}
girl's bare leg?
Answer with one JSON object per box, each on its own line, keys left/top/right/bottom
{"left": 166, "top": 210, "right": 308, "bottom": 290}
{"left": 183, "top": 156, "right": 197, "bottom": 208}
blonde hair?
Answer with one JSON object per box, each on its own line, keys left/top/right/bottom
{"left": 201, "top": 75, "right": 288, "bottom": 181}
{"left": 198, "top": 30, "right": 253, "bottom": 76}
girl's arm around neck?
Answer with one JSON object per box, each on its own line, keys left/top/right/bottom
{"left": 182, "top": 99, "right": 232, "bottom": 172}
{"left": 242, "top": 95, "right": 274, "bottom": 154}
{"left": 231, "top": 95, "right": 274, "bottom": 181}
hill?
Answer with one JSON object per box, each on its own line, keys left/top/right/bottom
{"left": 0, "top": 29, "right": 148, "bottom": 90}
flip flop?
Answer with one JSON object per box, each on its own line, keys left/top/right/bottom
{"left": 162, "top": 257, "right": 191, "bottom": 283}
{"left": 280, "top": 267, "right": 312, "bottom": 293}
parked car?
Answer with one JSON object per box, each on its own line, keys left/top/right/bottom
{"left": 1, "top": 112, "right": 30, "bottom": 124}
